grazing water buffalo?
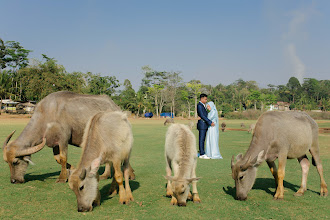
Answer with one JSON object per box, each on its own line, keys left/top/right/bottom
{"left": 231, "top": 111, "right": 328, "bottom": 200}
{"left": 68, "top": 111, "right": 134, "bottom": 212}
{"left": 3, "top": 91, "right": 135, "bottom": 184}
{"left": 165, "top": 124, "right": 201, "bottom": 206}
{"left": 248, "top": 124, "right": 255, "bottom": 134}
{"left": 187, "top": 121, "right": 195, "bottom": 130}
{"left": 221, "top": 122, "right": 226, "bottom": 132}
{"left": 164, "top": 118, "right": 174, "bottom": 126}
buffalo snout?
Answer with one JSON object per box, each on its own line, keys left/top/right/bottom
{"left": 235, "top": 195, "right": 247, "bottom": 201}
{"left": 11, "top": 179, "right": 24, "bottom": 184}
{"left": 178, "top": 202, "right": 187, "bottom": 207}
{"left": 78, "top": 206, "right": 92, "bottom": 212}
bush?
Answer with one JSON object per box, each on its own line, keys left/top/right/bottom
{"left": 305, "top": 111, "right": 330, "bottom": 120}
{"left": 224, "top": 110, "right": 262, "bottom": 120}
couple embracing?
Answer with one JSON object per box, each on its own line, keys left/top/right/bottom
{"left": 197, "top": 94, "right": 222, "bottom": 159}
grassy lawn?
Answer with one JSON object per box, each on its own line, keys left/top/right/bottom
{"left": 0, "top": 117, "right": 329, "bottom": 219}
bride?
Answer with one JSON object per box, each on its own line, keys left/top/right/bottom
{"left": 205, "top": 101, "right": 223, "bottom": 159}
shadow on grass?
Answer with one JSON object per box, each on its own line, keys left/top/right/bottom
{"left": 99, "top": 180, "right": 140, "bottom": 203}
{"left": 25, "top": 171, "right": 60, "bottom": 182}
{"left": 223, "top": 177, "right": 320, "bottom": 199}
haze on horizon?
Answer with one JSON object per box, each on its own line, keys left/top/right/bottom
{"left": 1, "top": 0, "right": 329, "bottom": 90}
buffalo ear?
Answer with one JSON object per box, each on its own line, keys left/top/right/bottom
{"left": 23, "top": 156, "right": 35, "bottom": 165}
{"left": 90, "top": 157, "right": 101, "bottom": 176}
{"left": 251, "top": 150, "right": 264, "bottom": 167}
{"left": 236, "top": 153, "right": 243, "bottom": 161}
{"left": 186, "top": 177, "right": 201, "bottom": 183}
{"left": 164, "top": 176, "right": 174, "bottom": 181}
{"left": 80, "top": 168, "right": 87, "bottom": 180}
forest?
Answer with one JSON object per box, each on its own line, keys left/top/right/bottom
{"left": 1, "top": 38, "right": 329, "bottom": 118}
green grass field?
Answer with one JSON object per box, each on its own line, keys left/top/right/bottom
{"left": 0, "top": 117, "right": 329, "bottom": 219}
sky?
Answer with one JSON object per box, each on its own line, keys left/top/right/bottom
{"left": 1, "top": 0, "right": 329, "bottom": 90}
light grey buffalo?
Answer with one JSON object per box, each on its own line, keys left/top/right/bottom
{"left": 68, "top": 111, "right": 134, "bottom": 212}
{"left": 3, "top": 91, "right": 134, "bottom": 184}
{"left": 231, "top": 111, "right": 328, "bottom": 200}
{"left": 165, "top": 124, "right": 201, "bottom": 206}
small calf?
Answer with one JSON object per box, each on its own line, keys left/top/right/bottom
{"left": 248, "top": 124, "right": 255, "bottom": 134}
{"left": 221, "top": 122, "right": 226, "bottom": 132}
{"left": 68, "top": 111, "right": 134, "bottom": 212}
{"left": 165, "top": 124, "right": 201, "bottom": 206}
{"left": 164, "top": 118, "right": 175, "bottom": 126}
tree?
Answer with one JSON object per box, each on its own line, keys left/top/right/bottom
{"left": 119, "top": 79, "right": 137, "bottom": 112}
{"left": 2, "top": 40, "right": 32, "bottom": 99}
{"left": 248, "top": 90, "right": 261, "bottom": 110}
{"left": 0, "top": 38, "right": 6, "bottom": 69}
{"left": 3, "top": 41, "right": 32, "bottom": 70}
{"left": 166, "top": 72, "right": 182, "bottom": 117}
{"left": 187, "top": 80, "right": 202, "bottom": 118}
{"left": 302, "top": 78, "right": 320, "bottom": 106}
{"left": 287, "top": 77, "right": 301, "bottom": 103}
{"left": 87, "top": 73, "right": 119, "bottom": 96}
{"left": 141, "top": 65, "right": 167, "bottom": 117}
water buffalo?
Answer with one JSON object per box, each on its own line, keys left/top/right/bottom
{"left": 69, "top": 111, "right": 134, "bottom": 212}
{"left": 3, "top": 91, "right": 135, "bottom": 183}
{"left": 231, "top": 111, "right": 328, "bottom": 200}
{"left": 248, "top": 123, "right": 255, "bottom": 134}
{"left": 165, "top": 124, "right": 201, "bottom": 206}
{"left": 221, "top": 122, "right": 226, "bottom": 132}
{"left": 164, "top": 118, "right": 174, "bottom": 126}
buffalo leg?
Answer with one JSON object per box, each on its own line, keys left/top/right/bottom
{"left": 128, "top": 163, "right": 136, "bottom": 180}
{"left": 294, "top": 155, "right": 310, "bottom": 196}
{"left": 100, "top": 163, "right": 112, "bottom": 180}
{"left": 113, "top": 160, "right": 126, "bottom": 204}
{"left": 274, "top": 156, "right": 287, "bottom": 200}
{"left": 310, "top": 145, "right": 328, "bottom": 197}
{"left": 108, "top": 177, "right": 118, "bottom": 197}
{"left": 53, "top": 145, "right": 71, "bottom": 183}
{"left": 191, "top": 159, "right": 201, "bottom": 203}
{"left": 123, "top": 159, "right": 134, "bottom": 203}
{"left": 266, "top": 160, "right": 278, "bottom": 189}
{"left": 165, "top": 157, "right": 173, "bottom": 197}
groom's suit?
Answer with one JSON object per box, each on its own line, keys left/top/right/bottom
{"left": 197, "top": 102, "right": 212, "bottom": 155}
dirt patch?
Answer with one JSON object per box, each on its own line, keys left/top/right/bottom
{"left": 0, "top": 114, "right": 31, "bottom": 124}
{"left": 319, "top": 128, "right": 330, "bottom": 133}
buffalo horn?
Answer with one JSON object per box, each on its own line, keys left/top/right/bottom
{"left": 3, "top": 130, "right": 16, "bottom": 149}
{"left": 15, "top": 138, "right": 46, "bottom": 157}
{"left": 231, "top": 155, "right": 235, "bottom": 168}
{"left": 240, "top": 155, "right": 252, "bottom": 171}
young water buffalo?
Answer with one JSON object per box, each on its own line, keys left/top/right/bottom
{"left": 231, "top": 111, "right": 328, "bottom": 200}
{"left": 3, "top": 91, "right": 135, "bottom": 184}
{"left": 221, "top": 122, "right": 226, "bottom": 132}
{"left": 69, "top": 111, "right": 134, "bottom": 212}
{"left": 164, "top": 118, "right": 174, "bottom": 126}
{"left": 248, "top": 123, "right": 255, "bottom": 134}
{"left": 165, "top": 124, "right": 201, "bottom": 206}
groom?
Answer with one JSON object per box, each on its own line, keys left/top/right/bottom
{"left": 197, "top": 94, "right": 215, "bottom": 159}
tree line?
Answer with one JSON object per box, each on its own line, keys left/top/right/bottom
{"left": 1, "top": 38, "right": 329, "bottom": 117}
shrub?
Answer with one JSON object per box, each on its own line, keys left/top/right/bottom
{"left": 224, "top": 110, "right": 262, "bottom": 120}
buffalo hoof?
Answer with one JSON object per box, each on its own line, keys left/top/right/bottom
{"left": 294, "top": 192, "right": 304, "bottom": 197}
{"left": 129, "top": 173, "right": 136, "bottom": 180}
{"left": 170, "top": 197, "right": 177, "bottom": 205}
{"left": 320, "top": 191, "right": 328, "bottom": 197}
